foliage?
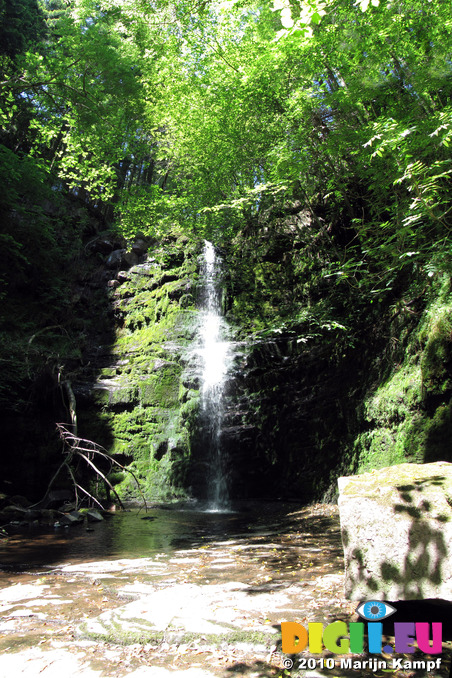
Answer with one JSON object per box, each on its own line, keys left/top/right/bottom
{"left": 2, "top": 0, "right": 451, "bottom": 263}
{"left": 0, "top": 0, "right": 46, "bottom": 59}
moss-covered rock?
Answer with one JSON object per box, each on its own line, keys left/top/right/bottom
{"left": 74, "top": 231, "right": 203, "bottom": 502}
{"left": 219, "top": 205, "right": 452, "bottom": 502}
{"left": 351, "top": 275, "right": 452, "bottom": 476}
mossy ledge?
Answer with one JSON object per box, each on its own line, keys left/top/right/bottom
{"left": 78, "top": 623, "right": 272, "bottom": 648}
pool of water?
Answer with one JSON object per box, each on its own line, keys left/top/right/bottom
{"left": 0, "top": 501, "right": 295, "bottom": 571}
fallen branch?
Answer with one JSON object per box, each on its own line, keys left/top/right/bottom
{"left": 57, "top": 424, "right": 148, "bottom": 511}
{"left": 66, "top": 464, "right": 104, "bottom": 510}
{"left": 32, "top": 424, "right": 148, "bottom": 511}
{"left": 75, "top": 449, "right": 125, "bottom": 510}
{"left": 57, "top": 427, "right": 148, "bottom": 509}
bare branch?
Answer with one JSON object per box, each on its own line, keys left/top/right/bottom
{"left": 76, "top": 450, "right": 125, "bottom": 510}
{"left": 56, "top": 423, "right": 147, "bottom": 511}
{"left": 67, "top": 464, "right": 105, "bottom": 510}
{"left": 62, "top": 381, "right": 77, "bottom": 436}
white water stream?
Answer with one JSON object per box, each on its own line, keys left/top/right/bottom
{"left": 198, "top": 240, "right": 232, "bottom": 510}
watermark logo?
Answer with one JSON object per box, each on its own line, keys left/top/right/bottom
{"left": 356, "top": 601, "right": 396, "bottom": 621}
{"left": 281, "top": 601, "right": 443, "bottom": 673}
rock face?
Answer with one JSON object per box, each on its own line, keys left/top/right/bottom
{"left": 74, "top": 234, "right": 203, "bottom": 502}
{"left": 338, "top": 462, "right": 452, "bottom": 601}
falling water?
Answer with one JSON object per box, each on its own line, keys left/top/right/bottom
{"left": 198, "top": 240, "right": 232, "bottom": 510}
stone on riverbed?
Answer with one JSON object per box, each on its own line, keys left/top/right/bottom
{"left": 86, "top": 509, "right": 104, "bottom": 522}
{"left": 57, "top": 512, "right": 82, "bottom": 526}
{"left": 337, "top": 461, "right": 452, "bottom": 601}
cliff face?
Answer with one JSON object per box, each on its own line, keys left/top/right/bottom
{"left": 74, "top": 233, "right": 203, "bottom": 502}
{"left": 218, "top": 209, "right": 452, "bottom": 501}
{"left": 2, "top": 199, "right": 451, "bottom": 505}
{"left": 0, "top": 206, "right": 204, "bottom": 503}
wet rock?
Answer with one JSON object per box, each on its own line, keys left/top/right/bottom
{"left": 131, "top": 237, "right": 149, "bottom": 256}
{"left": 24, "top": 509, "right": 41, "bottom": 521}
{"left": 43, "top": 490, "right": 73, "bottom": 508}
{"left": 106, "top": 249, "right": 126, "bottom": 269}
{"left": 58, "top": 502, "right": 77, "bottom": 512}
{"left": 39, "top": 509, "right": 55, "bottom": 525}
{"left": 153, "top": 358, "right": 171, "bottom": 372}
{"left": 338, "top": 461, "right": 452, "bottom": 601}
{"left": 71, "top": 234, "right": 200, "bottom": 504}
{"left": 2, "top": 504, "right": 27, "bottom": 513}
{"left": 123, "top": 250, "right": 140, "bottom": 267}
{"left": 57, "top": 512, "right": 81, "bottom": 526}
{"left": 154, "top": 440, "right": 168, "bottom": 461}
{"left": 8, "top": 495, "right": 31, "bottom": 508}
{"left": 86, "top": 509, "right": 104, "bottom": 522}
{"left": 182, "top": 376, "right": 200, "bottom": 389}
{"left": 160, "top": 272, "right": 179, "bottom": 285}
{"left": 129, "top": 259, "right": 158, "bottom": 277}
{"left": 69, "top": 511, "right": 84, "bottom": 522}
{"left": 116, "top": 270, "right": 130, "bottom": 283}
{"left": 179, "top": 293, "right": 194, "bottom": 308}
{"left": 90, "top": 237, "right": 119, "bottom": 255}
{"left": 1, "top": 505, "right": 28, "bottom": 521}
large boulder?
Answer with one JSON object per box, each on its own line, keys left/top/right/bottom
{"left": 106, "top": 249, "right": 126, "bottom": 268}
{"left": 338, "top": 462, "right": 452, "bottom": 601}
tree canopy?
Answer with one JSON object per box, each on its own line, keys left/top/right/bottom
{"left": 1, "top": 0, "right": 452, "bottom": 287}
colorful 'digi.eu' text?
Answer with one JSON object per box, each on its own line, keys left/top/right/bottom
{"left": 281, "top": 601, "right": 442, "bottom": 656}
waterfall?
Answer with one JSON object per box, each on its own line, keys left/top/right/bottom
{"left": 198, "top": 240, "right": 232, "bottom": 510}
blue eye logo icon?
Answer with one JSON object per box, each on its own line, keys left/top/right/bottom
{"left": 356, "top": 601, "right": 397, "bottom": 621}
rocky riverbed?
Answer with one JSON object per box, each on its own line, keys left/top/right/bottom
{"left": 0, "top": 504, "right": 450, "bottom": 678}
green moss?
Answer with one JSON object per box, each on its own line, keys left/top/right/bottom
{"left": 419, "top": 276, "right": 452, "bottom": 395}
{"left": 180, "top": 395, "right": 200, "bottom": 424}
{"left": 355, "top": 364, "right": 429, "bottom": 474}
{"left": 79, "top": 620, "right": 271, "bottom": 647}
{"left": 79, "top": 626, "right": 166, "bottom": 646}
{"left": 423, "top": 399, "right": 452, "bottom": 463}
{"left": 355, "top": 418, "right": 426, "bottom": 473}
{"left": 138, "top": 366, "right": 182, "bottom": 407}
{"left": 353, "top": 275, "right": 452, "bottom": 475}
{"left": 75, "top": 232, "right": 203, "bottom": 502}
{"left": 365, "top": 362, "right": 423, "bottom": 425}
{"left": 107, "top": 471, "right": 126, "bottom": 485}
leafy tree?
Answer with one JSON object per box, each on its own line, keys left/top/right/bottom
{"left": 1, "top": 0, "right": 451, "bottom": 267}
{"left": 0, "top": 0, "right": 46, "bottom": 59}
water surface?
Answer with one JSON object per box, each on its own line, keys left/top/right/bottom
{"left": 0, "top": 501, "right": 296, "bottom": 571}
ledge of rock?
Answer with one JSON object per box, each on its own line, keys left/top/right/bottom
{"left": 338, "top": 462, "right": 452, "bottom": 601}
